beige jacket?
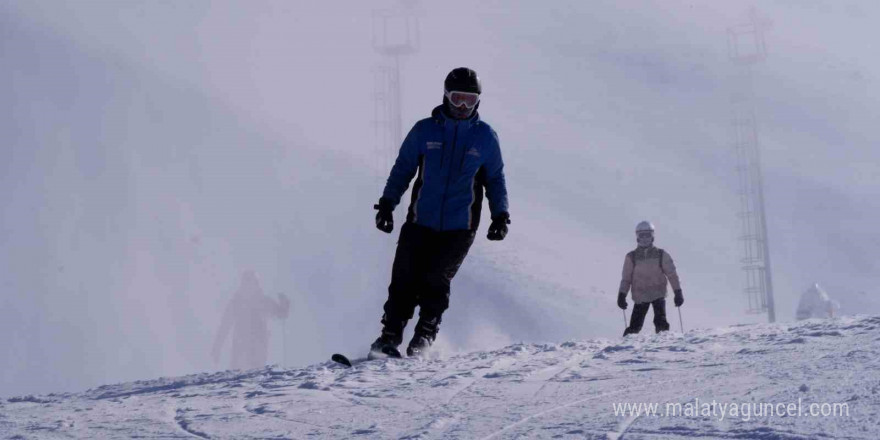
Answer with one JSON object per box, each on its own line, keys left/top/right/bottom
{"left": 618, "top": 246, "right": 682, "bottom": 304}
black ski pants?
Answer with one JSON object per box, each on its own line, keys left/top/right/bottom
{"left": 624, "top": 297, "right": 670, "bottom": 336}
{"left": 381, "top": 223, "right": 475, "bottom": 345}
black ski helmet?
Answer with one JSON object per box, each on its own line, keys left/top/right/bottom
{"left": 444, "top": 67, "right": 481, "bottom": 94}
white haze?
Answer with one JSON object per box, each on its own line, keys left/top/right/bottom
{"left": 1, "top": 0, "right": 878, "bottom": 397}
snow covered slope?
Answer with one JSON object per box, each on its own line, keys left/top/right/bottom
{"left": 3, "top": 315, "right": 877, "bottom": 439}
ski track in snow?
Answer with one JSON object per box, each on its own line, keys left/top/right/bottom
{"left": 2, "top": 316, "right": 880, "bottom": 439}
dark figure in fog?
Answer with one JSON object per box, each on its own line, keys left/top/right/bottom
{"left": 371, "top": 67, "right": 511, "bottom": 358}
{"left": 212, "top": 270, "right": 290, "bottom": 369}
{"left": 618, "top": 221, "right": 684, "bottom": 336}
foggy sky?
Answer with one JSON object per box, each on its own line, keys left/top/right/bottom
{"left": 2, "top": 0, "right": 878, "bottom": 397}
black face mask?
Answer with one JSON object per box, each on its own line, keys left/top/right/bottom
{"left": 637, "top": 233, "right": 654, "bottom": 248}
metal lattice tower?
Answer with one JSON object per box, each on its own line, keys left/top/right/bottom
{"left": 727, "top": 8, "right": 776, "bottom": 323}
{"left": 372, "top": 2, "right": 420, "bottom": 181}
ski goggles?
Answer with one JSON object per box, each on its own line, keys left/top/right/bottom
{"left": 637, "top": 231, "right": 654, "bottom": 239}
{"left": 444, "top": 89, "right": 480, "bottom": 109}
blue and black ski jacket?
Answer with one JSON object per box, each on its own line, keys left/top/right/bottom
{"left": 382, "top": 106, "right": 509, "bottom": 232}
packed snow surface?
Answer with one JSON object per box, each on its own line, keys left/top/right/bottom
{"left": 3, "top": 316, "right": 878, "bottom": 439}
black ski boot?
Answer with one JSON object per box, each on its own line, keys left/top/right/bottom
{"left": 406, "top": 334, "right": 434, "bottom": 358}
{"left": 407, "top": 316, "right": 440, "bottom": 357}
{"left": 369, "top": 331, "right": 402, "bottom": 360}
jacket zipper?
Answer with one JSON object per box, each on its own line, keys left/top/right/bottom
{"left": 440, "top": 121, "right": 459, "bottom": 230}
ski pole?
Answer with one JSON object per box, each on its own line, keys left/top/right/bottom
{"left": 677, "top": 307, "right": 684, "bottom": 333}
{"left": 282, "top": 319, "right": 287, "bottom": 365}
{"left": 279, "top": 292, "right": 288, "bottom": 365}
{"left": 622, "top": 309, "right": 628, "bottom": 329}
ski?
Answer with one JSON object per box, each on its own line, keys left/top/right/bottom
{"left": 331, "top": 346, "right": 402, "bottom": 368}
{"left": 331, "top": 353, "right": 354, "bottom": 367}
{"left": 369, "top": 345, "right": 402, "bottom": 360}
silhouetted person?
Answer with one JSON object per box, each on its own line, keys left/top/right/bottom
{"left": 212, "top": 270, "right": 290, "bottom": 370}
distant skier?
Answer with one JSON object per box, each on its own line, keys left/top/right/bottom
{"left": 371, "top": 67, "right": 510, "bottom": 358}
{"left": 795, "top": 283, "right": 840, "bottom": 320}
{"left": 617, "top": 221, "right": 683, "bottom": 336}
{"left": 212, "top": 270, "right": 290, "bottom": 370}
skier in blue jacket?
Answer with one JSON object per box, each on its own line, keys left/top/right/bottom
{"left": 371, "top": 67, "right": 510, "bottom": 358}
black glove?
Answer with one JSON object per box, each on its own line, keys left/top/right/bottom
{"left": 487, "top": 212, "right": 510, "bottom": 241}
{"left": 617, "top": 292, "right": 628, "bottom": 310}
{"left": 674, "top": 289, "right": 684, "bottom": 307}
{"left": 374, "top": 198, "right": 394, "bottom": 233}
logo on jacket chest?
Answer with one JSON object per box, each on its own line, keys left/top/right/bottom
{"left": 426, "top": 141, "right": 442, "bottom": 150}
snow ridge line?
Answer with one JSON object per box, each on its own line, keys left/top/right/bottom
{"left": 443, "top": 356, "right": 518, "bottom": 405}
{"left": 529, "top": 345, "right": 604, "bottom": 398}
{"left": 243, "top": 402, "right": 341, "bottom": 432}
{"left": 393, "top": 354, "right": 521, "bottom": 439}
{"left": 478, "top": 374, "right": 677, "bottom": 440}
{"left": 606, "top": 391, "right": 694, "bottom": 440}
{"left": 175, "top": 408, "right": 210, "bottom": 439}
{"left": 407, "top": 348, "right": 569, "bottom": 439}
{"left": 606, "top": 413, "right": 639, "bottom": 440}
{"left": 606, "top": 384, "right": 699, "bottom": 440}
